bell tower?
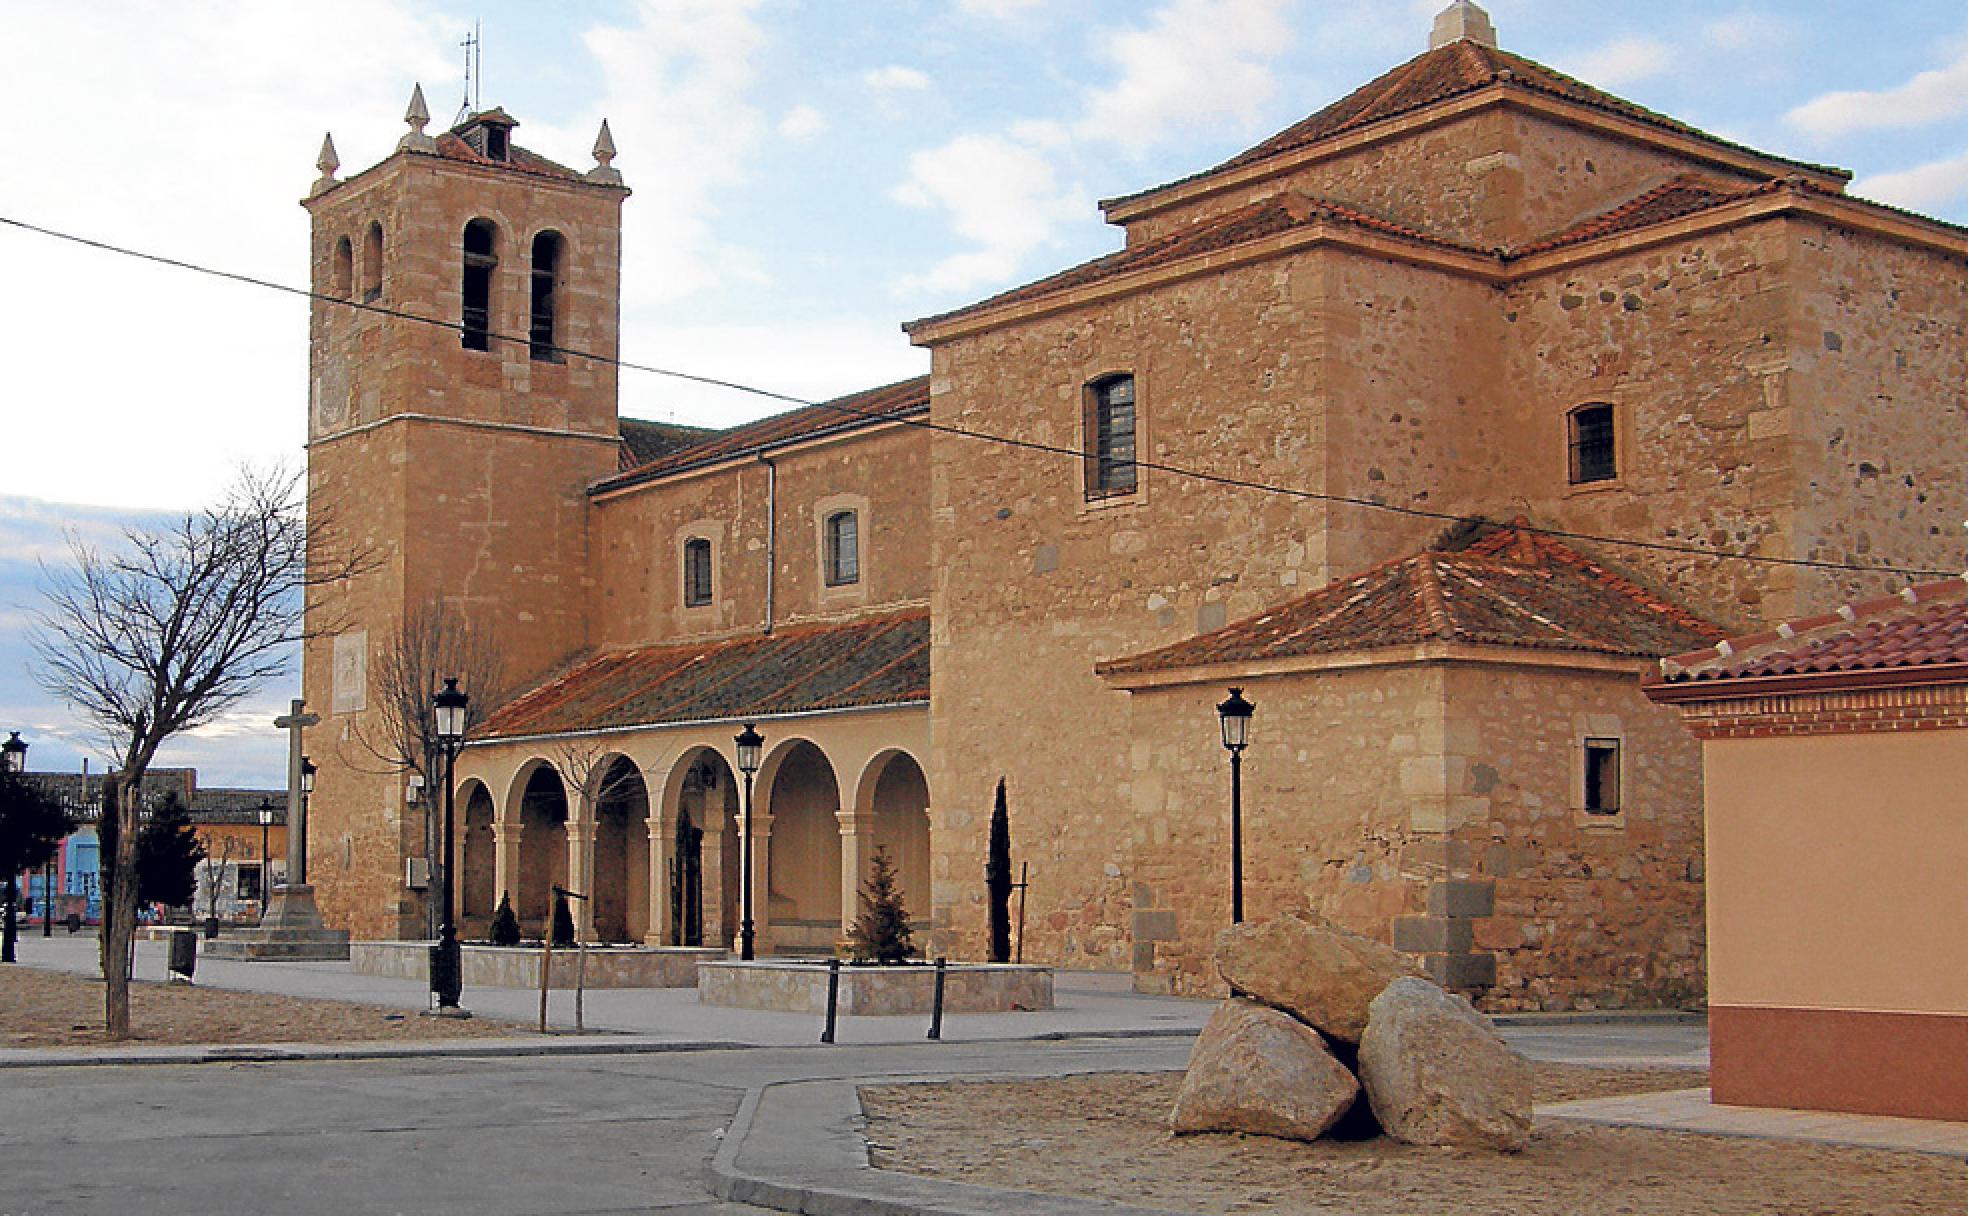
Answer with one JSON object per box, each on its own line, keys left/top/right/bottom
{"left": 299, "top": 85, "right": 630, "bottom": 938}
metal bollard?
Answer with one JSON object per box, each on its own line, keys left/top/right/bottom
{"left": 821, "top": 958, "right": 841, "bottom": 1043}
{"left": 927, "top": 956, "right": 947, "bottom": 1040}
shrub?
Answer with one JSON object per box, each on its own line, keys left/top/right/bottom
{"left": 845, "top": 845, "right": 916, "bottom": 965}
{"left": 488, "top": 891, "right": 521, "bottom": 946}
{"left": 550, "top": 891, "right": 576, "bottom": 947}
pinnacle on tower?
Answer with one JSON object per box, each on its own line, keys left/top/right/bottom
{"left": 1429, "top": 1, "right": 1497, "bottom": 50}
{"left": 588, "top": 118, "right": 623, "bottom": 185}
{"left": 399, "top": 83, "right": 438, "bottom": 153}
{"left": 311, "top": 132, "right": 340, "bottom": 197}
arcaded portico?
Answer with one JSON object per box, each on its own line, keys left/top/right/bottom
{"left": 449, "top": 615, "right": 931, "bottom": 953}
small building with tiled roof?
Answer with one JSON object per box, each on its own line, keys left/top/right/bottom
{"left": 1096, "top": 522, "right": 1721, "bottom": 1001}
{"left": 1645, "top": 575, "right": 1968, "bottom": 1122}
{"left": 297, "top": 4, "right": 1968, "bottom": 1013}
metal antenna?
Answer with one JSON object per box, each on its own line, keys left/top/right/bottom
{"left": 455, "top": 23, "right": 480, "bottom": 126}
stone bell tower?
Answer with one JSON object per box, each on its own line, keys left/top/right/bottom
{"left": 299, "top": 85, "right": 630, "bottom": 938}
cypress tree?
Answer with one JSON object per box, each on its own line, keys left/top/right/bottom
{"left": 488, "top": 891, "right": 521, "bottom": 946}
{"left": 985, "top": 778, "right": 1012, "bottom": 963}
{"left": 550, "top": 890, "right": 576, "bottom": 947}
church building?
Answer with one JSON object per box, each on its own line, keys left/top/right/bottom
{"left": 300, "top": 4, "right": 1968, "bottom": 1007}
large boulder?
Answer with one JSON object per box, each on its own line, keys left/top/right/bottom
{"left": 1170, "top": 998, "right": 1360, "bottom": 1142}
{"left": 1214, "top": 914, "right": 1417, "bottom": 1043}
{"left": 1357, "top": 977, "right": 1533, "bottom": 1151}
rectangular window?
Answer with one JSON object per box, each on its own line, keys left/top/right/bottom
{"left": 825, "top": 511, "right": 860, "bottom": 586}
{"left": 1583, "top": 738, "right": 1621, "bottom": 814}
{"left": 1085, "top": 374, "right": 1138, "bottom": 499}
{"left": 1569, "top": 404, "right": 1617, "bottom": 484}
{"left": 237, "top": 863, "right": 263, "bottom": 903}
{"left": 683, "top": 538, "right": 713, "bottom": 607}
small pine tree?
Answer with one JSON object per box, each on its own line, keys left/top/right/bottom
{"left": 550, "top": 891, "right": 576, "bottom": 947}
{"left": 845, "top": 845, "right": 916, "bottom": 965}
{"left": 136, "top": 791, "right": 205, "bottom": 910}
{"left": 488, "top": 891, "right": 521, "bottom": 946}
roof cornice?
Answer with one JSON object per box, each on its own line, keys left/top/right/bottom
{"left": 1099, "top": 640, "right": 1652, "bottom": 693}
{"left": 1643, "top": 662, "right": 1968, "bottom": 706}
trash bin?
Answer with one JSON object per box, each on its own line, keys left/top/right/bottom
{"left": 167, "top": 927, "right": 197, "bottom": 981}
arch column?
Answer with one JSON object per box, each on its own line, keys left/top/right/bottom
{"left": 566, "top": 819, "right": 596, "bottom": 941}
{"left": 644, "top": 804, "right": 676, "bottom": 947}
{"left": 491, "top": 822, "right": 521, "bottom": 913}
{"left": 745, "top": 812, "right": 773, "bottom": 953}
{"left": 836, "top": 810, "right": 877, "bottom": 937}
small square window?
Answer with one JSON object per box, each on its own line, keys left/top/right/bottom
{"left": 1583, "top": 737, "right": 1621, "bottom": 814}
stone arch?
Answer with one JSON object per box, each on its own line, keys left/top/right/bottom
{"left": 589, "top": 753, "right": 649, "bottom": 942}
{"left": 760, "top": 738, "right": 843, "bottom": 951}
{"left": 458, "top": 777, "right": 497, "bottom": 926}
{"left": 853, "top": 749, "right": 931, "bottom": 925}
{"left": 511, "top": 760, "right": 568, "bottom": 932}
{"left": 657, "top": 745, "right": 740, "bottom": 948}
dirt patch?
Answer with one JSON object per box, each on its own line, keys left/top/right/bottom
{"left": 1, "top": 965, "right": 520, "bottom": 1048}
{"left": 860, "top": 1067, "right": 1967, "bottom": 1216}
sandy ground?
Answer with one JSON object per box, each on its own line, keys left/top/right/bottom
{"left": 861, "top": 1067, "right": 1968, "bottom": 1216}
{"left": 1, "top": 965, "right": 519, "bottom": 1047}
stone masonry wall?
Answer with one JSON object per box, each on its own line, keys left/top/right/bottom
{"left": 588, "top": 423, "right": 931, "bottom": 650}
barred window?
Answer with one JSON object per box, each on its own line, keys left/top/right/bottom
{"left": 1569, "top": 403, "right": 1617, "bottom": 484}
{"left": 824, "top": 511, "right": 859, "bottom": 586}
{"left": 461, "top": 219, "right": 499, "bottom": 352}
{"left": 1084, "top": 374, "right": 1138, "bottom": 499}
{"left": 683, "top": 537, "right": 713, "bottom": 607}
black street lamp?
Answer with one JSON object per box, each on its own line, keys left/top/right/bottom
{"left": 430, "top": 678, "right": 469, "bottom": 1011}
{"left": 2, "top": 732, "right": 25, "bottom": 962}
{"left": 1216, "top": 688, "right": 1255, "bottom": 925}
{"left": 256, "top": 798, "right": 275, "bottom": 923}
{"left": 734, "top": 723, "right": 763, "bottom": 961}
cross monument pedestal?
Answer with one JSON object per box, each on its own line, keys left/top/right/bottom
{"left": 206, "top": 699, "right": 351, "bottom": 961}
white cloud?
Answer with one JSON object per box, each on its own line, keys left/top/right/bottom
{"left": 1854, "top": 150, "right": 1968, "bottom": 212}
{"left": 1559, "top": 36, "right": 1673, "bottom": 89}
{"left": 864, "top": 65, "right": 932, "bottom": 92}
{"left": 1076, "top": 0, "right": 1294, "bottom": 156}
{"left": 1786, "top": 49, "right": 1968, "bottom": 140}
{"left": 1701, "top": 12, "right": 1789, "bottom": 52}
{"left": 888, "top": 134, "right": 1088, "bottom": 296}
{"left": 779, "top": 104, "right": 828, "bottom": 140}
{"left": 959, "top": 0, "right": 1045, "bottom": 17}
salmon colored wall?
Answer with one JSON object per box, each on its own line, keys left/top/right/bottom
{"left": 1704, "top": 729, "right": 1968, "bottom": 1013}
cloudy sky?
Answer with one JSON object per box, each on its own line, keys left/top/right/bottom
{"left": 3, "top": 0, "right": 1966, "bottom": 783}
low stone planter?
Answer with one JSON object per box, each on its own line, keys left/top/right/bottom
{"left": 351, "top": 941, "right": 725, "bottom": 989}
{"left": 697, "top": 960, "right": 1053, "bottom": 1015}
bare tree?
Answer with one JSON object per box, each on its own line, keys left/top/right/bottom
{"left": 200, "top": 835, "right": 241, "bottom": 928}
{"left": 548, "top": 738, "right": 641, "bottom": 942}
{"left": 350, "top": 599, "right": 508, "bottom": 936}
{"left": 31, "top": 466, "right": 366, "bottom": 1037}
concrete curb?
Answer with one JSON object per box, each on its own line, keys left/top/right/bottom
{"left": 708, "top": 1073, "right": 1181, "bottom": 1216}
{"left": 0, "top": 1025, "right": 1200, "bottom": 1071}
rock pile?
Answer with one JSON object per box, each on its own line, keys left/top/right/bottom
{"left": 1171, "top": 913, "right": 1532, "bottom": 1151}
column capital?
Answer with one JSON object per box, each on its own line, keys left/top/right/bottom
{"left": 835, "top": 810, "right": 877, "bottom": 834}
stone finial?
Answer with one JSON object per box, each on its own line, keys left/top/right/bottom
{"left": 1429, "top": 1, "right": 1497, "bottom": 50}
{"left": 399, "top": 83, "right": 438, "bottom": 153}
{"left": 311, "top": 132, "right": 341, "bottom": 196}
{"left": 587, "top": 118, "right": 624, "bottom": 184}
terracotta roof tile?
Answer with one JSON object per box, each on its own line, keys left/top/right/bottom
{"left": 475, "top": 612, "right": 929, "bottom": 740}
{"left": 617, "top": 417, "right": 717, "bottom": 471}
{"left": 1108, "top": 42, "right": 1843, "bottom": 210}
{"left": 1515, "top": 175, "right": 1770, "bottom": 255}
{"left": 1659, "top": 576, "right": 1968, "bottom": 683}
{"left": 1097, "top": 522, "right": 1722, "bottom": 679}
{"left": 431, "top": 131, "right": 587, "bottom": 184}
{"left": 597, "top": 376, "right": 929, "bottom": 491}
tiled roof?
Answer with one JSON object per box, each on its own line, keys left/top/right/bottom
{"left": 596, "top": 376, "right": 929, "bottom": 492}
{"left": 1515, "top": 175, "right": 1769, "bottom": 256}
{"left": 1107, "top": 40, "right": 1844, "bottom": 211}
{"left": 19, "top": 771, "right": 285, "bottom": 823}
{"left": 1097, "top": 522, "right": 1722, "bottom": 679}
{"left": 906, "top": 195, "right": 1474, "bottom": 332}
{"left": 1658, "top": 576, "right": 1968, "bottom": 685}
{"left": 618, "top": 418, "right": 717, "bottom": 471}
{"left": 475, "top": 611, "right": 930, "bottom": 740}
{"left": 431, "top": 131, "right": 587, "bottom": 184}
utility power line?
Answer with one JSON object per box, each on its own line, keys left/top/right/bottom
{"left": 2, "top": 213, "right": 1956, "bottom": 581}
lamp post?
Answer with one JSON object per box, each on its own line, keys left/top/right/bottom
{"left": 256, "top": 798, "right": 275, "bottom": 923}
{"left": 1216, "top": 688, "right": 1254, "bottom": 925}
{"left": 430, "top": 678, "right": 469, "bottom": 1011}
{"left": 2, "top": 733, "right": 25, "bottom": 962}
{"left": 734, "top": 723, "right": 763, "bottom": 961}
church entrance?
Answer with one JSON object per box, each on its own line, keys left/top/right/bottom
{"left": 669, "top": 748, "right": 740, "bottom": 949}
{"left": 670, "top": 809, "right": 703, "bottom": 946}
